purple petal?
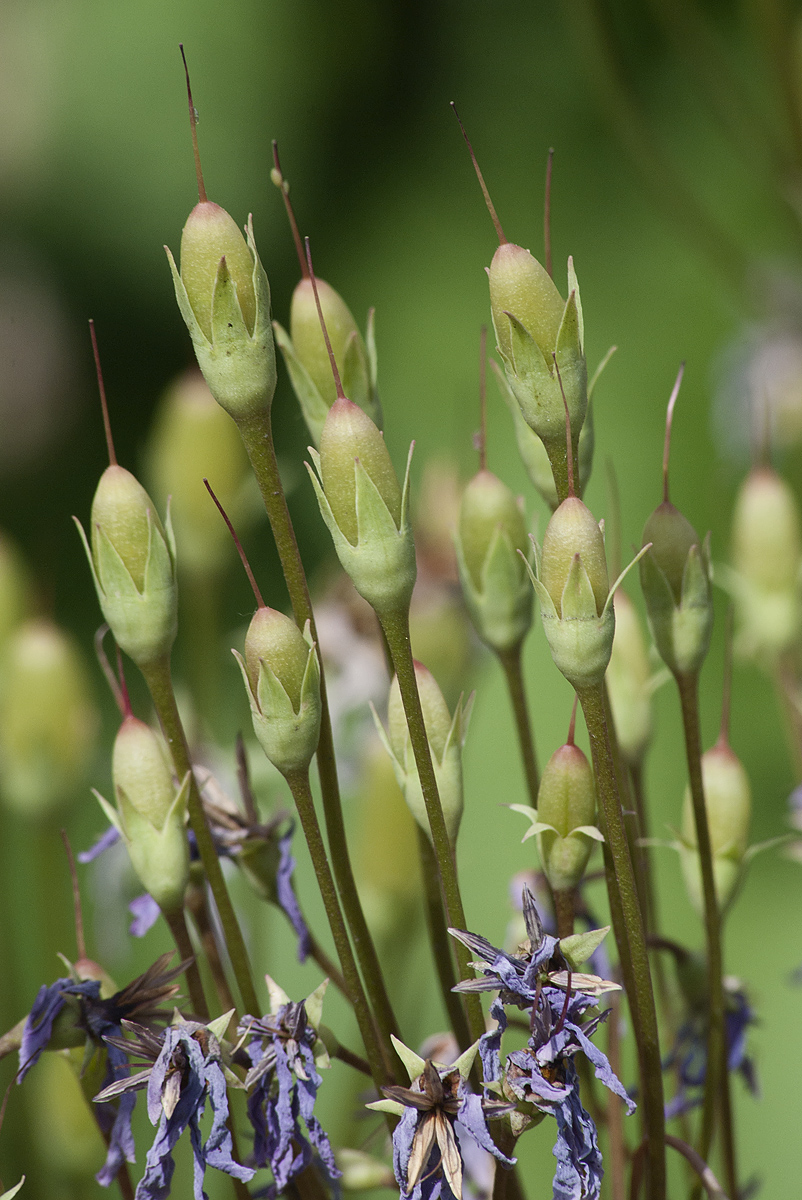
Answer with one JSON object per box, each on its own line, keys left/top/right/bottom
{"left": 572, "top": 1025, "right": 635, "bottom": 1115}
{"left": 392, "top": 1105, "right": 420, "bottom": 1195}
{"left": 128, "top": 894, "right": 161, "bottom": 938}
{"left": 18, "top": 979, "right": 98, "bottom": 1081}
{"left": 202, "top": 1055, "right": 255, "bottom": 1184}
{"left": 551, "top": 1068, "right": 603, "bottom": 1200}
{"left": 78, "top": 825, "right": 121, "bottom": 863}
{"left": 276, "top": 827, "right": 311, "bottom": 963}
{"left": 457, "top": 1091, "right": 516, "bottom": 1167}
{"left": 95, "top": 1044, "right": 137, "bottom": 1186}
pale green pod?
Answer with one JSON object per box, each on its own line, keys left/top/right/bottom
{"left": 274, "top": 278, "right": 381, "bottom": 445}
{"left": 75, "top": 466, "right": 178, "bottom": 669}
{"left": 234, "top": 610, "right": 321, "bottom": 778}
{"left": 606, "top": 590, "right": 653, "bottom": 764}
{"left": 490, "top": 250, "right": 587, "bottom": 458}
{"left": 454, "top": 469, "right": 533, "bottom": 653}
{"left": 640, "top": 500, "right": 713, "bottom": 678}
{"left": 307, "top": 398, "right": 416, "bottom": 619}
{"left": 679, "top": 742, "right": 751, "bottom": 915}
{"left": 167, "top": 211, "right": 276, "bottom": 420}
{"left": 95, "top": 716, "right": 190, "bottom": 913}
{"left": 0, "top": 619, "right": 98, "bottom": 818}
{"left": 516, "top": 741, "right": 602, "bottom": 891}
{"left": 372, "top": 663, "right": 473, "bottom": 846}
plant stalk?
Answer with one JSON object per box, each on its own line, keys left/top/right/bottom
{"left": 675, "top": 672, "right": 737, "bottom": 1200}
{"left": 141, "top": 655, "right": 259, "bottom": 1017}
{"left": 285, "top": 769, "right": 394, "bottom": 1088}
{"left": 163, "top": 906, "right": 210, "bottom": 1021}
{"left": 417, "top": 828, "right": 472, "bottom": 1052}
{"left": 577, "top": 680, "right": 666, "bottom": 1200}
{"left": 236, "top": 411, "right": 400, "bottom": 1051}
{"left": 379, "top": 606, "right": 485, "bottom": 1044}
{"left": 498, "top": 644, "right": 540, "bottom": 804}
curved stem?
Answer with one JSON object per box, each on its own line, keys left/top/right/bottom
{"left": 141, "top": 656, "right": 259, "bottom": 1018}
{"left": 577, "top": 681, "right": 666, "bottom": 1200}
{"left": 185, "top": 883, "right": 237, "bottom": 1020}
{"left": 379, "top": 606, "right": 485, "bottom": 1045}
{"left": 285, "top": 769, "right": 393, "bottom": 1088}
{"left": 675, "top": 673, "right": 737, "bottom": 1200}
{"left": 236, "top": 410, "right": 400, "bottom": 1053}
{"left": 163, "top": 906, "right": 210, "bottom": 1021}
{"left": 417, "top": 829, "right": 472, "bottom": 1051}
{"left": 498, "top": 644, "right": 539, "bottom": 804}
{"left": 305, "top": 932, "right": 349, "bottom": 999}
{"left": 631, "top": 1134, "right": 730, "bottom": 1200}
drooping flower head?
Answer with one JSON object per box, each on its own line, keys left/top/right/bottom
{"left": 369, "top": 1036, "right": 515, "bottom": 1200}
{"left": 97, "top": 1012, "right": 254, "bottom": 1199}
{"left": 239, "top": 976, "right": 339, "bottom": 1196}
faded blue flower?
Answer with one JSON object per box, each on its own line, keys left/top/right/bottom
{"left": 123, "top": 1021, "right": 254, "bottom": 1200}
{"left": 240, "top": 991, "right": 339, "bottom": 1195}
{"left": 664, "top": 978, "right": 758, "bottom": 1119}
{"left": 369, "top": 1038, "right": 515, "bottom": 1200}
{"left": 18, "top": 977, "right": 98, "bottom": 1080}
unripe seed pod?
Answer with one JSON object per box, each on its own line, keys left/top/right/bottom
{"left": 244, "top": 607, "right": 308, "bottom": 710}
{"left": 180, "top": 201, "right": 256, "bottom": 340}
{"left": 309, "top": 397, "right": 415, "bottom": 617}
{"left": 77, "top": 466, "right": 177, "bottom": 668}
{"left": 91, "top": 466, "right": 162, "bottom": 593}
{"left": 535, "top": 741, "right": 598, "bottom": 891}
{"left": 732, "top": 467, "right": 802, "bottom": 591}
{"left": 319, "top": 398, "right": 401, "bottom": 545}
{"left": 458, "top": 470, "right": 528, "bottom": 590}
{"left": 103, "top": 715, "right": 190, "bottom": 914}
{"left": 455, "top": 469, "right": 533, "bottom": 653}
{"left": 376, "top": 661, "right": 472, "bottom": 847}
{"left": 291, "top": 279, "right": 364, "bottom": 410}
{"left": 726, "top": 466, "right": 802, "bottom": 659}
{"left": 0, "top": 619, "right": 97, "bottom": 818}
{"left": 639, "top": 498, "right": 712, "bottom": 677}
{"left": 147, "top": 370, "right": 256, "bottom": 575}
{"left": 606, "top": 590, "right": 653, "bottom": 764}
{"left": 680, "top": 742, "right": 751, "bottom": 914}
{"left": 642, "top": 501, "right": 698, "bottom": 605}
{"left": 489, "top": 243, "right": 565, "bottom": 362}
{"left": 541, "top": 497, "right": 609, "bottom": 616}
{"left": 235, "top": 609, "right": 322, "bottom": 778}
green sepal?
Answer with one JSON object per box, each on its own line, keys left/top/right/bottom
{"left": 560, "top": 556, "right": 598, "bottom": 621}
{"left": 566, "top": 257, "right": 584, "bottom": 351}
{"left": 553, "top": 290, "right": 588, "bottom": 435}
{"left": 572, "top": 825, "right": 605, "bottom": 841}
{"left": 454, "top": 522, "right": 533, "bottom": 653}
{"left": 451, "top": 1038, "right": 481, "bottom": 1081}
{"left": 366, "top": 1098, "right": 407, "bottom": 1117}
{"left": 304, "top": 977, "right": 329, "bottom": 1031}
{"left": 206, "top": 1010, "right": 236, "bottom": 1043}
{"left": 306, "top": 444, "right": 416, "bottom": 619}
{"left": 390, "top": 1034, "right": 426, "bottom": 1081}
{"left": 560, "top": 926, "right": 611, "bottom": 970}
{"left": 1, "top": 1177, "right": 25, "bottom": 1199}
{"left": 265, "top": 973, "right": 291, "bottom": 1013}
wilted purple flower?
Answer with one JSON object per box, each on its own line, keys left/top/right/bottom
{"left": 664, "top": 978, "right": 758, "bottom": 1118}
{"left": 240, "top": 996, "right": 339, "bottom": 1195}
{"left": 377, "top": 1053, "right": 515, "bottom": 1200}
{"left": 19, "top": 956, "right": 184, "bottom": 1188}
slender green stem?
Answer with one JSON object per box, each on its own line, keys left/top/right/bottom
{"left": 185, "top": 883, "right": 237, "bottom": 1020}
{"left": 417, "top": 828, "right": 473, "bottom": 1051}
{"left": 285, "top": 769, "right": 393, "bottom": 1088}
{"left": 236, "top": 411, "right": 400, "bottom": 1052}
{"left": 553, "top": 889, "right": 575, "bottom": 938}
{"left": 163, "top": 906, "right": 210, "bottom": 1020}
{"left": 675, "top": 673, "right": 737, "bottom": 1200}
{"left": 379, "top": 606, "right": 485, "bottom": 1044}
{"left": 606, "top": 988, "right": 627, "bottom": 1200}
{"left": 498, "top": 644, "right": 539, "bottom": 804}
{"left": 306, "top": 933, "right": 349, "bottom": 999}
{"left": 490, "top": 1121, "right": 519, "bottom": 1200}
{"left": 577, "top": 681, "right": 666, "bottom": 1200}
{"left": 141, "top": 655, "right": 260, "bottom": 1017}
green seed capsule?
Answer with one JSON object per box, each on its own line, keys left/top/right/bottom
{"left": 455, "top": 470, "right": 533, "bottom": 653}
{"left": 489, "top": 243, "right": 565, "bottom": 362}
{"left": 76, "top": 466, "right": 177, "bottom": 668}
{"left": 291, "top": 278, "right": 363, "bottom": 409}
{"left": 606, "top": 590, "right": 653, "bottom": 765}
{"left": 102, "top": 715, "right": 190, "bottom": 914}
{"left": 535, "top": 741, "right": 598, "bottom": 891}
{"left": 180, "top": 201, "right": 256, "bottom": 340}
{"left": 679, "top": 742, "right": 751, "bottom": 914}
{"left": 376, "top": 661, "right": 472, "bottom": 847}
{"left": 541, "top": 497, "right": 609, "bottom": 616}
{"left": 235, "top": 609, "right": 322, "bottom": 778}
{"left": 308, "top": 397, "right": 415, "bottom": 618}
{"left": 640, "top": 500, "right": 713, "bottom": 677}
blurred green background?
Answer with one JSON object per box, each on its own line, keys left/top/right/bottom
{"left": 1, "top": 0, "right": 802, "bottom": 1196}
